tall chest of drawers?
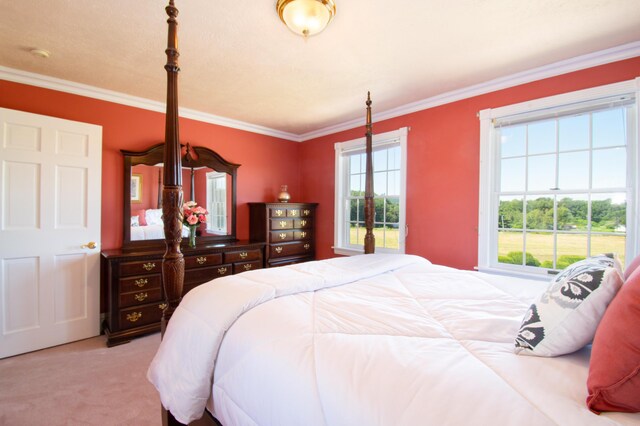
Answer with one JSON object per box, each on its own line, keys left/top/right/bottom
{"left": 101, "top": 241, "right": 264, "bottom": 346}
{"left": 249, "top": 202, "right": 318, "bottom": 267}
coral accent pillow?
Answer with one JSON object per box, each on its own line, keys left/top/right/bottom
{"left": 136, "top": 209, "right": 147, "bottom": 226}
{"left": 624, "top": 254, "right": 640, "bottom": 280}
{"left": 587, "top": 266, "right": 640, "bottom": 413}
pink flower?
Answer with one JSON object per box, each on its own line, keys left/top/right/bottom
{"left": 193, "top": 206, "right": 206, "bottom": 214}
{"left": 186, "top": 214, "right": 198, "bottom": 225}
{"left": 198, "top": 215, "right": 206, "bottom": 223}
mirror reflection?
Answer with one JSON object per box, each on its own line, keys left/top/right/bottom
{"left": 122, "top": 143, "right": 239, "bottom": 249}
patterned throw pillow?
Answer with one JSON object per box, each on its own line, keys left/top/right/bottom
{"left": 514, "top": 254, "right": 624, "bottom": 357}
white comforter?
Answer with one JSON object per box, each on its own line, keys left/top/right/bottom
{"left": 148, "top": 254, "right": 640, "bottom": 425}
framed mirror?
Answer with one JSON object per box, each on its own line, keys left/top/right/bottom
{"left": 122, "top": 143, "right": 239, "bottom": 250}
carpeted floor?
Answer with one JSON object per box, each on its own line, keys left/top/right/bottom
{"left": 0, "top": 332, "right": 162, "bottom": 426}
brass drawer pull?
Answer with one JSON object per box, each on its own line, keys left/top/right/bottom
{"left": 134, "top": 278, "right": 148, "bottom": 288}
{"left": 290, "top": 210, "right": 298, "bottom": 216}
{"left": 196, "top": 256, "right": 207, "bottom": 265}
{"left": 142, "top": 262, "right": 156, "bottom": 271}
{"left": 126, "top": 312, "right": 142, "bottom": 322}
{"left": 158, "top": 303, "right": 167, "bottom": 310}
{"left": 279, "top": 233, "right": 287, "bottom": 240}
{"left": 304, "top": 243, "right": 310, "bottom": 250}
{"left": 300, "top": 231, "right": 307, "bottom": 238}
{"left": 275, "top": 209, "right": 284, "bottom": 216}
{"left": 301, "top": 220, "right": 307, "bottom": 227}
{"left": 134, "top": 292, "right": 148, "bottom": 302}
{"left": 303, "top": 209, "right": 311, "bottom": 216}
{"left": 279, "top": 221, "right": 287, "bottom": 228}
{"left": 275, "top": 246, "right": 283, "bottom": 254}
{"left": 243, "top": 264, "right": 253, "bottom": 271}
{"left": 239, "top": 252, "right": 248, "bottom": 259}
{"left": 218, "top": 267, "right": 228, "bottom": 274}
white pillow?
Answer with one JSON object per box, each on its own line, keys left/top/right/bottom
{"left": 145, "top": 209, "right": 163, "bottom": 226}
{"left": 514, "top": 254, "right": 623, "bottom": 357}
{"left": 131, "top": 215, "right": 139, "bottom": 227}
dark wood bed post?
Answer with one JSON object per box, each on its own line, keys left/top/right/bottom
{"left": 160, "top": 2, "right": 187, "bottom": 425}
{"left": 363, "top": 92, "right": 375, "bottom": 254}
{"left": 161, "top": 0, "right": 184, "bottom": 332}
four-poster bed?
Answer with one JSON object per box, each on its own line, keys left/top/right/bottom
{"left": 150, "top": 1, "right": 640, "bottom": 425}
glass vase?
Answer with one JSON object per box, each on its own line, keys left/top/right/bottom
{"left": 188, "top": 225, "right": 196, "bottom": 248}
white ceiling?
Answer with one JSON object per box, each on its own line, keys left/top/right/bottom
{"left": 2, "top": 0, "right": 640, "bottom": 140}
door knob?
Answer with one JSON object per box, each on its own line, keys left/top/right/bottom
{"left": 81, "top": 241, "right": 97, "bottom": 249}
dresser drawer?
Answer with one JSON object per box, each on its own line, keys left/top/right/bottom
{"left": 224, "top": 249, "right": 261, "bottom": 263}
{"left": 184, "top": 253, "right": 223, "bottom": 269}
{"left": 233, "top": 260, "right": 262, "bottom": 274}
{"left": 294, "top": 218, "right": 312, "bottom": 229}
{"left": 185, "top": 263, "right": 232, "bottom": 285}
{"left": 119, "top": 274, "right": 162, "bottom": 293}
{"left": 270, "top": 241, "right": 313, "bottom": 258}
{"left": 294, "top": 230, "right": 311, "bottom": 240}
{"left": 270, "top": 230, "right": 293, "bottom": 242}
{"left": 269, "top": 207, "right": 288, "bottom": 218}
{"left": 300, "top": 207, "right": 313, "bottom": 217}
{"left": 119, "top": 259, "right": 161, "bottom": 276}
{"left": 270, "top": 218, "right": 294, "bottom": 230}
{"left": 119, "top": 302, "right": 166, "bottom": 330}
{"left": 119, "top": 288, "right": 163, "bottom": 308}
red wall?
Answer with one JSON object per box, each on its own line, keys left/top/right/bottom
{"left": 0, "top": 80, "right": 302, "bottom": 250}
{"left": 300, "top": 57, "right": 640, "bottom": 269}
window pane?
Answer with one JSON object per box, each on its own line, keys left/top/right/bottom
{"left": 591, "top": 235, "right": 626, "bottom": 266}
{"left": 527, "top": 154, "right": 556, "bottom": 191}
{"left": 592, "top": 148, "right": 626, "bottom": 189}
{"left": 501, "top": 157, "right": 525, "bottom": 192}
{"left": 498, "top": 196, "right": 523, "bottom": 230}
{"left": 526, "top": 196, "right": 554, "bottom": 230}
{"left": 374, "top": 171, "right": 386, "bottom": 195}
{"left": 525, "top": 232, "right": 553, "bottom": 267}
{"left": 350, "top": 173, "right": 362, "bottom": 194}
{"left": 593, "top": 108, "right": 627, "bottom": 148}
{"left": 559, "top": 114, "right": 589, "bottom": 151}
{"left": 349, "top": 199, "right": 358, "bottom": 221}
{"left": 528, "top": 120, "right": 556, "bottom": 155}
{"left": 558, "top": 151, "right": 589, "bottom": 190}
{"left": 500, "top": 126, "right": 526, "bottom": 158}
{"left": 383, "top": 225, "right": 399, "bottom": 249}
{"left": 497, "top": 230, "right": 523, "bottom": 264}
{"left": 591, "top": 193, "right": 626, "bottom": 233}
{"left": 350, "top": 154, "right": 361, "bottom": 174}
{"left": 388, "top": 146, "right": 401, "bottom": 170}
{"left": 349, "top": 222, "right": 361, "bottom": 245}
{"left": 386, "top": 198, "right": 399, "bottom": 224}
{"left": 555, "top": 233, "right": 587, "bottom": 269}
{"left": 374, "top": 198, "right": 384, "bottom": 223}
{"left": 557, "top": 195, "right": 588, "bottom": 231}
{"left": 373, "top": 149, "right": 387, "bottom": 172}
{"left": 387, "top": 171, "right": 400, "bottom": 196}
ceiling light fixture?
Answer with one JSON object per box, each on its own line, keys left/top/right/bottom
{"left": 276, "top": 0, "right": 336, "bottom": 38}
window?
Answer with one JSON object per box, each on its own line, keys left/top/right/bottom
{"left": 334, "top": 127, "right": 408, "bottom": 255}
{"left": 206, "top": 171, "right": 227, "bottom": 234}
{"left": 479, "top": 79, "right": 639, "bottom": 277}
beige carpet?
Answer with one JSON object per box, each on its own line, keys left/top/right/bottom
{"left": 0, "top": 333, "right": 162, "bottom": 426}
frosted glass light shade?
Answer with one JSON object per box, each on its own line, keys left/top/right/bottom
{"left": 277, "top": 0, "right": 336, "bottom": 38}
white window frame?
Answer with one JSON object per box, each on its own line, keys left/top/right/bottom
{"left": 478, "top": 78, "right": 640, "bottom": 279}
{"left": 334, "top": 127, "right": 408, "bottom": 256}
{"left": 206, "top": 171, "right": 227, "bottom": 235}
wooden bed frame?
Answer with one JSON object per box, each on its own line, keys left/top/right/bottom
{"left": 158, "top": 2, "right": 374, "bottom": 424}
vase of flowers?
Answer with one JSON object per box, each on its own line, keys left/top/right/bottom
{"left": 182, "top": 201, "right": 208, "bottom": 248}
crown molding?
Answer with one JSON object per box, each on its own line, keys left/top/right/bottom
{"left": 0, "top": 66, "right": 301, "bottom": 142}
{"left": 299, "top": 40, "right": 640, "bottom": 141}
{"left": 2, "top": 40, "right": 639, "bottom": 143}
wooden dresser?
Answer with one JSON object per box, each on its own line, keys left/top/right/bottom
{"left": 249, "top": 203, "right": 318, "bottom": 268}
{"left": 101, "top": 241, "right": 264, "bottom": 346}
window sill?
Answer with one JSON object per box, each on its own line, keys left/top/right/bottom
{"left": 333, "top": 247, "right": 364, "bottom": 256}
{"left": 475, "top": 266, "right": 551, "bottom": 282}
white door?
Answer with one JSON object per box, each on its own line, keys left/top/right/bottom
{"left": 0, "top": 108, "right": 102, "bottom": 359}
